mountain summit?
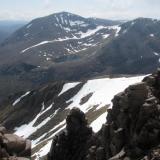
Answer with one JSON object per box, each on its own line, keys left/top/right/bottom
{"left": 1, "top": 11, "right": 121, "bottom": 66}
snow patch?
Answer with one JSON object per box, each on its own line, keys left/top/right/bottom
{"left": 32, "top": 120, "right": 65, "bottom": 147}
{"left": 34, "top": 140, "right": 52, "bottom": 160}
{"left": 131, "top": 21, "right": 135, "bottom": 26}
{"left": 24, "top": 33, "right": 29, "bottom": 37}
{"left": 78, "top": 26, "right": 105, "bottom": 38}
{"left": 112, "top": 26, "right": 121, "bottom": 37}
{"left": 103, "top": 34, "right": 110, "bottom": 39}
{"left": 70, "top": 20, "right": 85, "bottom": 26}
{"left": 12, "top": 91, "right": 30, "bottom": 106}
{"left": 33, "top": 121, "right": 66, "bottom": 159}
{"left": 58, "top": 82, "right": 80, "bottom": 96}
{"left": 150, "top": 34, "right": 155, "bottom": 37}
{"left": 21, "top": 41, "right": 49, "bottom": 53}
{"left": 46, "top": 57, "right": 51, "bottom": 61}
{"left": 90, "top": 112, "right": 107, "bottom": 132}
{"left": 154, "top": 52, "right": 159, "bottom": 56}
{"left": 67, "top": 76, "right": 145, "bottom": 113}
{"left": 26, "top": 24, "right": 32, "bottom": 29}
{"left": 14, "top": 103, "right": 55, "bottom": 138}
{"left": 20, "top": 25, "right": 120, "bottom": 53}
{"left": 64, "top": 27, "right": 71, "bottom": 31}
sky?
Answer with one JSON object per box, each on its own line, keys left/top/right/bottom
{"left": 0, "top": 0, "right": 160, "bottom": 21}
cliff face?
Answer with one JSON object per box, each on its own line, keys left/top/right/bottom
{"left": 48, "top": 70, "right": 160, "bottom": 160}
{"left": 0, "top": 126, "right": 31, "bottom": 160}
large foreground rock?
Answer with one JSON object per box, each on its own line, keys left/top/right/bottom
{"left": 0, "top": 126, "right": 31, "bottom": 160}
{"left": 48, "top": 70, "right": 160, "bottom": 160}
{"left": 48, "top": 108, "right": 95, "bottom": 160}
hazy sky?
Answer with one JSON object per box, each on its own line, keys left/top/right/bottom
{"left": 0, "top": 0, "right": 160, "bottom": 21}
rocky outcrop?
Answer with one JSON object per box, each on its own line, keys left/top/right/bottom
{"left": 48, "top": 108, "right": 95, "bottom": 160}
{"left": 48, "top": 70, "right": 160, "bottom": 160}
{"left": 0, "top": 126, "right": 31, "bottom": 160}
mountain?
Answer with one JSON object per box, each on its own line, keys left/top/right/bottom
{"left": 97, "top": 18, "right": 160, "bottom": 74}
{"left": 0, "top": 75, "right": 144, "bottom": 159}
{"left": 0, "top": 12, "right": 121, "bottom": 66}
{"left": 48, "top": 70, "right": 160, "bottom": 160}
{"left": 1, "top": 13, "right": 160, "bottom": 101}
{"left": 0, "top": 20, "right": 27, "bottom": 43}
{"left": 0, "top": 11, "right": 122, "bottom": 100}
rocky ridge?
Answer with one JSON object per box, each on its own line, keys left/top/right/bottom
{"left": 48, "top": 70, "right": 160, "bottom": 160}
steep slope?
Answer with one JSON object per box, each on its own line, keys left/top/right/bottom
{"left": 48, "top": 70, "right": 160, "bottom": 160}
{"left": 0, "top": 75, "right": 144, "bottom": 159}
{"left": 97, "top": 18, "right": 160, "bottom": 74}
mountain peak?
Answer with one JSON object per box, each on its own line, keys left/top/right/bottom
{"left": 50, "top": 11, "right": 83, "bottom": 19}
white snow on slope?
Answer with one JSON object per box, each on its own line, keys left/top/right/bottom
{"left": 20, "top": 38, "right": 80, "bottom": 53}
{"left": 110, "top": 25, "right": 121, "bottom": 37}
{"left": 26, "top": 24, "right": 32, "bottom": 29}
{"left": 67, "top": 76, "right": 145, "bottom": 114}
{"left": 34, "top": 140, "right": 52, "bottom": 160}
{"left": 21, "top": 41, "right": 50, "bottom": 53}
{"left": 103, "top": 34, "right": 110, "bottom": 39}
{"left": 90, "top": 112, "right": 107, "bottom": 132}
{"left": 21, "top": 26, "right": 104, "bottom": 53}
{"left": 154, "top": 52, "right": 159, "bottom": 56}
{"left": 88, "top": 76, "right": 145, "bottom": 132}
{"left": 58, "top": 82, "right": 80, "bottom": 96}
{"left": 78, "top": 26, "right": 105, "bottom": 38}
{"left": 131, "top": 21, "right": 135, "bottom": 26}
{"left": 33, "top": 122, "right": 66, "bottom": 159}
{"left": 14, "top": 103, "right": 55, "bottom": 138}
{"left": 24, "top": 33, "right": 29, "bottom": 37}
{"left": 20, "top": 25, "right": 120, "bottom": 53}
{"left": 12, "top": 91, "right": 30, "bottom": 106}
{"left": 32, "top": 120, "right": 66, "bottom": 147}
{"left": 70, "top": 20, "right": 86, "bottom": 26}
{"left": 150, "top": 34, "right": 155, "bottom": 37}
